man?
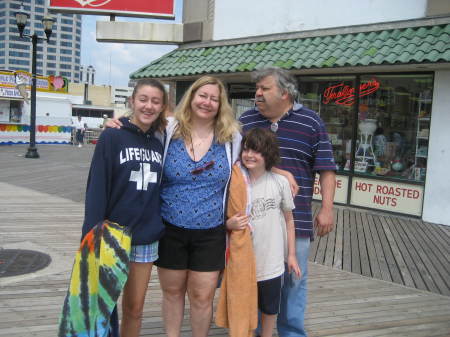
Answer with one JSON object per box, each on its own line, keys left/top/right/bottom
{"left": 74, "top": 115, "right": 85, "bottom": 147}
{"left": 239, "top": 67, "right": 336, "bottom": 337}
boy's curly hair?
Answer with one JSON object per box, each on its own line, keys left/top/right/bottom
{"left": 240, "top": 128, "right": 280, "bottom": 170}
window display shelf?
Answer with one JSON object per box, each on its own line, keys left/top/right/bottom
{"left": 414, "top": 94, "right": 431, "bottom": 181}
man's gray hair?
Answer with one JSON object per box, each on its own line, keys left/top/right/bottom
{"left": 252, "top": 67, "right": 299, "bottom": 102}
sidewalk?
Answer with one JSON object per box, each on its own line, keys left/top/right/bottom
{"left": 1, "top": 144, "right": 449, "bottom": 336}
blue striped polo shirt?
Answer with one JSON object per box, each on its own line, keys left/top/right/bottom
{"left": 239, "top": 102, "right": 336, "bottom": 239}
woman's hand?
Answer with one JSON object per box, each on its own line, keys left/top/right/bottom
{"left": 104, "top": 118, "right": 123, "bottom": 129}
{"left": 226, "top": 212, "right": 249, "bottom": 231}
{"left": 287, "top": 255, "right": 301, "bottom": 278}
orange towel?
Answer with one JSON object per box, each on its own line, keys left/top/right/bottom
{"left": 215, "top": 163, "right": 257, "bottom": 337}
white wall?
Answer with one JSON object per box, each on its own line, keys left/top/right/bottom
{"left": 422, "top": 70, "right": 450, "bottom": 226}
{"left": 22, "top": 94, "right": 77, "bottom": 126}
{"left": 214, "top": 0, "right": 427, "bottom": 40}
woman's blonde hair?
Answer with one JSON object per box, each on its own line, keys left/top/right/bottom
{"left": 174, "top": 76, "right": 240, "bottom": 144}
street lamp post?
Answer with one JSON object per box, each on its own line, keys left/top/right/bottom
{"left": 15, "top": 4, "right": 54, "bottom": 158}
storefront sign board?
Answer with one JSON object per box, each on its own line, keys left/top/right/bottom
{"left": 0, "top": 87, "right": 22, "bottom": 99}
{"left": 350, "top": 177, "right": 423, "bottom": 216}
{"left": 0, "top": 71, "right": 68, "bottom": 97}
{"left": 313, "top": 174, "right": 348, "bottom": 204}
{"left": 48, "top": 0, "right": 175, "bottom": 18}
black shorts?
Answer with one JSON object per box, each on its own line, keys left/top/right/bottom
{"left": 155, "top": 221, "right": 226, "bottom": 272}
{"left": 257, "top": 275, "right": 283, "bottom": 315}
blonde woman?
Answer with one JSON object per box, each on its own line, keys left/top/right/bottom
{"left": 156, "top": 76, "right": 241, "bottom": 337}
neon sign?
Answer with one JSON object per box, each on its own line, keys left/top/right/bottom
{"left": 322, "top": 79, "right": 380, "bottom": 106}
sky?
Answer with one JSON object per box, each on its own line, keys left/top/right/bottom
{"left": 80, "top": 0, "right": 183, "bottom": 88}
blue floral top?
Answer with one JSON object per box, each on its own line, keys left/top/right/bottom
{"left": 161, "top": 138, "right": 229, "bottom": 229}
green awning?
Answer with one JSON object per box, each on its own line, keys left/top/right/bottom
{"left": 131, "top": 23, "right": 450, "bottom": 79}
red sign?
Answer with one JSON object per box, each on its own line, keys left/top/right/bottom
{"left": 48, "top": 0, "right": 175, "bottom": 19}
{"left": 322, "top": 79, "right": 380, "bottom": 106}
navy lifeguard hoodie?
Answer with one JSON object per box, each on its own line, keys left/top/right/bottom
{"left": 82, "top": 117, "right": 165, "bottom": 245}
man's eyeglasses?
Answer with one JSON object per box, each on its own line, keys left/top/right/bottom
{"left": 191, "top": 160, "right": 215, "bottom": 175}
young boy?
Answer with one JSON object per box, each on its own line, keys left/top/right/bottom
{"left": 227, "top": 128, "right": 301, "bottom": 337}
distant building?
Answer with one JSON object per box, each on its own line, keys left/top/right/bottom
{"left": 0, "top": 0, "right": 82, "bottom": 82}
{"left": 80, "top": 65, "right": 95, "bottom": 85}
{"left": 112, "top": 86, "right": 133, "bottom": 107}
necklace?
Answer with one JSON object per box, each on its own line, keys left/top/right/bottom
{"left": 270, "top": 110, "right": 290, "bottom": 133}
{"left": 189, "top": 132, "right": 215, "bottom": 175}
{"left": 188, "top": 131, "right": 213, "bottom": 162}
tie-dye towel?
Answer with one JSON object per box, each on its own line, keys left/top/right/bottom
{"left": 58, "top": 220, "right": 131, "bottom": 337}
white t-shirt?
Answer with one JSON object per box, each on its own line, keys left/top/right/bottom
{"left": 74, "top": 119, "right": 84, "bottom": 130}
{"left": 250, "top": 172, "right": 295, "bottom": 282}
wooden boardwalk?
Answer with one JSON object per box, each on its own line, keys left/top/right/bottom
{"left": 310, "top": 204, "right": 450, "bottom": 297}
{"left": 0, "top": 144, "right": 449, "bottom": 336}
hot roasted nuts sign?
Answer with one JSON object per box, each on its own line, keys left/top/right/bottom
{"left": 350, "top": 177, "right": 424, "bottom": 216}
{"left": 48, "top": 0, "right": 175, "bottom": 18}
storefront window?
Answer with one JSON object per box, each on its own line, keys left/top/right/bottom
{"left": 358, "top": 74, "right": 433, "bottom": 182}
{"left": 299, "top": 76, "right": 355, "bottom": 173}
{"left": 299, "top": 73, "right": 433, "bottom": 183}
{"left": 0, "top": 100, "right": 23, "bottom": 123}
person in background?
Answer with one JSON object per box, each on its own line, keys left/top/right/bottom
{"left": 227, "top": 128, "right": 301, "bottom": 337}
{"left": 82, "top": 78, "right": 168, "bottom": 337}
{"left": 74, "top": 115, "right": 85, "bottom": 147}
{"left": 239, "top": 67, "right": 336, "bottom": 337}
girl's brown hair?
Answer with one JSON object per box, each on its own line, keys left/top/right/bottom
{"left": 130, "top": 78, "right": 168, "bottom": 132}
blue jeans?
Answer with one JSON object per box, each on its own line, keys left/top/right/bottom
{"left": 277, "top": 236, "right": 310, "bottom": 337}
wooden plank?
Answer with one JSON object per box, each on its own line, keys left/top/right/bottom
{"left": 314, "top": 210, "right": 333, "bottom": 264}
{"left": 349, "top": 210, "right": 361, "bottom": 274}
{"left": 330, "top": 321, "right": 450, "bottom": 337}
{"left": 366, "top": 214, "right": 392, "bottom": 282}
{"left": 314, "top": 231, "right": 328, "bottom": 264}
{"left": 381, "top": 216, "right": 415, "bottom": 287}
{"left": 386, "top": 216, "right": 426, "bottom": 290}
{"left": 412, "top": 221, "right": 450, "bottom": 285}
{"left": 393, "top": 217, "right": 437, "bottom": 292}
{"left": 438, "top": 224, "right": 450, "bottom": 239}
{"left": 404, "top": 219, "right": 450, "bottom": 295}
{"left": 332, "top": 208, "right": 344, "bottom": 269}
{"left": 342, "top": 209, "right": 352, "bottom": 272}
{"left": 309, "top": 232, "right": 320, "bottom": 262}
{"left": 308, "top": 314, "right": 450, "bottom": 336}
{"left": 424, "top": 221, "right": 450, "bottom": 256}
{"left": 309, "top": 202, "right": 322, "bottom": 262}
{"left": 399, "top": 219, "right": 440, "bottom": 293}
{"left": 360, "top": 212, "right": 382, "bottom": 279}
{"left": 373, "top": 215, "right": 403, "bottom": 284}
{"left": 355, "top": 212, "right": 371, "bottom": 277}
{"left": 322, "top": 209, "right": 337, "bottom": 266}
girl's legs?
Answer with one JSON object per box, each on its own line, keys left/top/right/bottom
{"left": 158, "top": 267, "right": 188, "bottom": 337}
{"left": 186, "top": 270, "right": 220, "bottom": 337}
{"left": 120, "top": 262, "right": 153, "bottom": 337}
{"left": 261, "top": 313, "right": 277, "bottom": 337}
